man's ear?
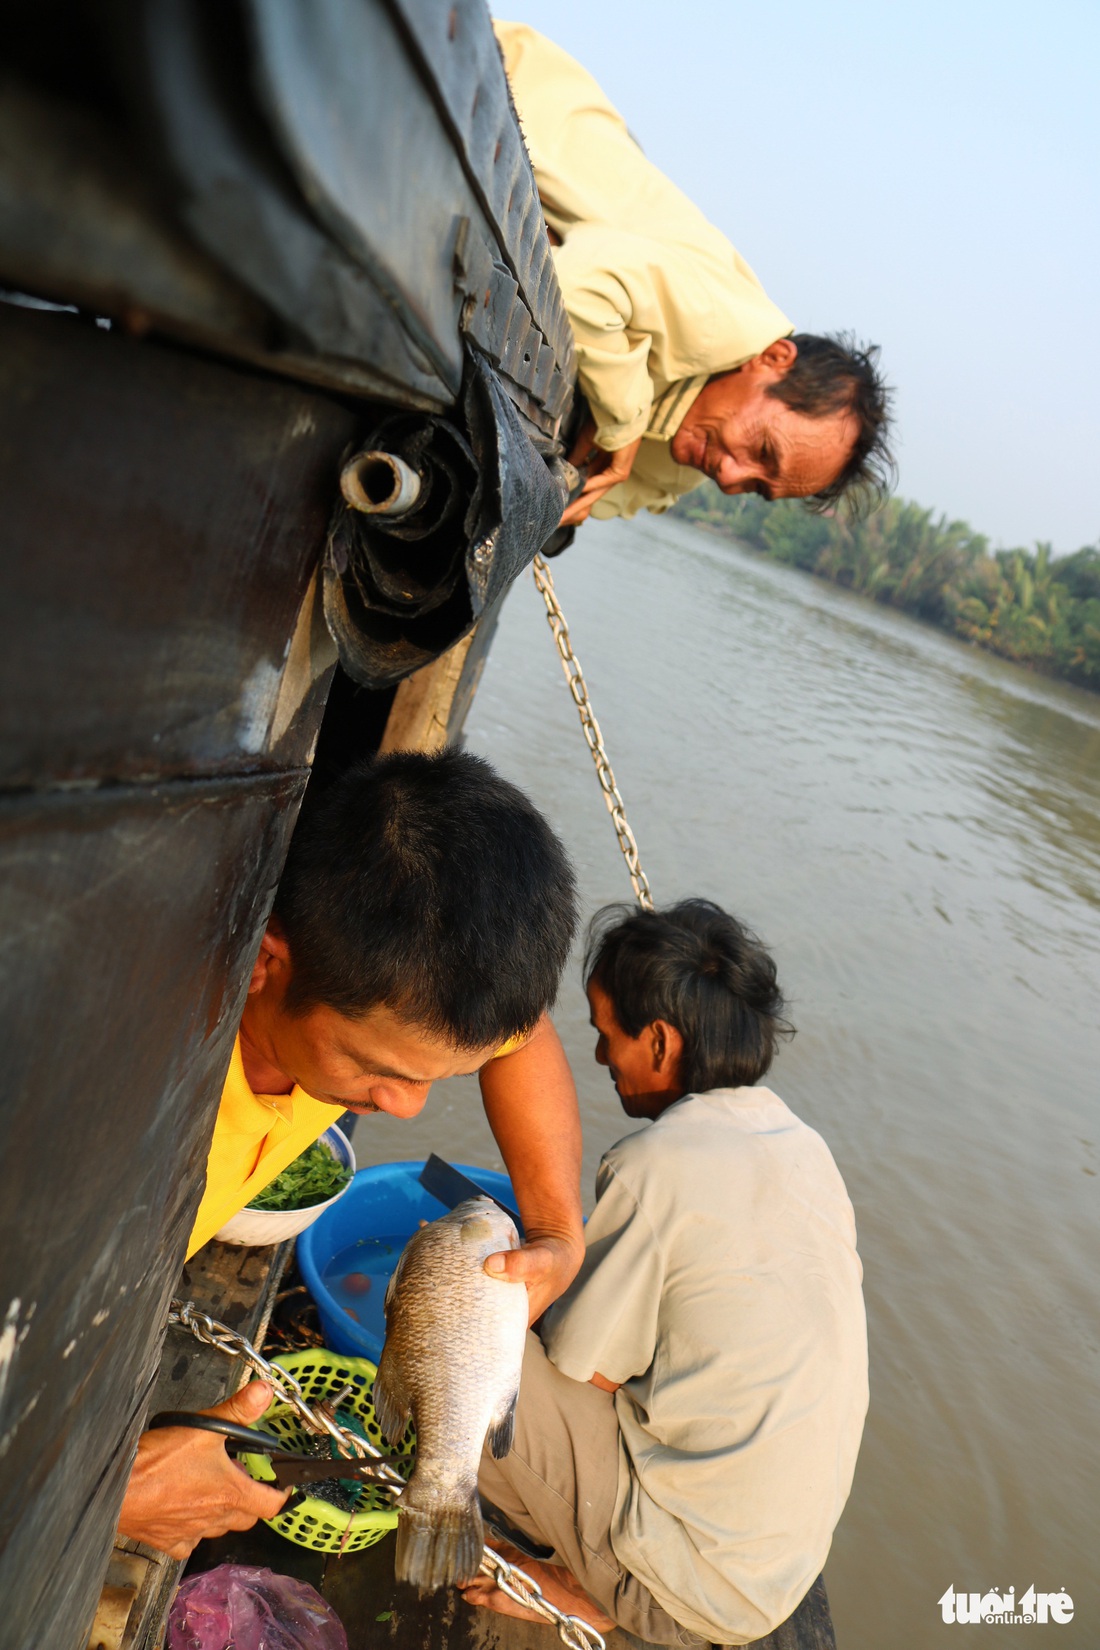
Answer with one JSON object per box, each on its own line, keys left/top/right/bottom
{"left": 247, "top": 919, "right": 292, "bottom": 997}
{"left": 649, "top": 1019, "right": 684, "bottom": 1083}
{"left": 748, "top": 336, "right": 798, "bottom": 381}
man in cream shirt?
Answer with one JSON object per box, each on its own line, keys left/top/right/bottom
{"left": 495, "top": 22, "right": 893, "bottom": 526}
{"left": 470, "top": 899, "right": 868, "bottom": 1645}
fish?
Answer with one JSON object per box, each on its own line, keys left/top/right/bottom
{"left": 372, "top": 1196, "right": 528, "bottom": 1592}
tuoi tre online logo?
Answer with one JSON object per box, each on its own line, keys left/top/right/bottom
{"left": 938, "top": 1586, "right": 1074, "bottom": 1626}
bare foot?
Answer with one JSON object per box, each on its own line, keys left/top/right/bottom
{"left": 460, "top": 1542, "right": 615, "bottom": 1633}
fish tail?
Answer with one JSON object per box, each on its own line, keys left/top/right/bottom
{"left": 395, "top": 1482, "right": 484, "bottom": 1593}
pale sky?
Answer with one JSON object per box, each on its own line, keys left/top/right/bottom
{"left": 496, "top": 0, "right": 1100, "bottom": 553}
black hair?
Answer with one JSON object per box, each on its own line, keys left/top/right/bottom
{"left": 584, "top": 899, "right": 793, "bottom": 1091}
{"left": 766, "top": 332, "right": 896, "bottom": 516}
{"left": 273, "top": 750, "right": 577, "bottom": 1048}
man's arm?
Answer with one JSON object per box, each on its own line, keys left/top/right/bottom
{"left": 541, "top": 1154, "right": 662, "bottom": 1386}
{"left": 478, "top": 1013, "right": 585, "bottom": 1324}
{"left": 589, "top": 1371, "right": 621, "bottom": 1393}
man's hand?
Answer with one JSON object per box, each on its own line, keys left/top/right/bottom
{"left": 117, "top": 1380, "right": 289, "bottom": 1559}
{"left": 485, "top": 1232, "right": 585, "bottom": 1326}
{"left": 560, "top": 422, "right": 642, "bottom": 526}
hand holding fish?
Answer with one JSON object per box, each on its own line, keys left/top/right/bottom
{"left": 483, "top": 1231, "right": 584, "bottom": 1325}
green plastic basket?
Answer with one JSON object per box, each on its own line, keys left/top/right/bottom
{"left": 239, "top": 1350, "right": 414, "bottom": 1554}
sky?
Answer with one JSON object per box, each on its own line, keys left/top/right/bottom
{"left": 495, "top": 0, "right": 1100, "bottom": 553}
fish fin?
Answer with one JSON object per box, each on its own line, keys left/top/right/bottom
{"left": 382, "top": 1248, "right": 407, "bottom": 1316}
{"left": 486, "top": 1387, "right": 518, "bottom": 1459}
{"left": 372, "top": 1349, "right": 411, "bottom": 1447}
{"left": 395, "top": 1487, "right": 484, "bottom": 1593}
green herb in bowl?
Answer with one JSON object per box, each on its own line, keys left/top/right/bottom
{"left": 247, "top": 1140, "right": 352, "bottom": 1212}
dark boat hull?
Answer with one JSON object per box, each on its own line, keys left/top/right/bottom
{"left": 0, "top": 3, "right": 573, "bottom": 1643}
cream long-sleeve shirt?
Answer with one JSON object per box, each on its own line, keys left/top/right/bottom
{"left": 494, "top": 22, "right": 793, "bottom": 518}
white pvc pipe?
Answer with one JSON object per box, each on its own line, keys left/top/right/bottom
{"left": 340, "top": 450, "right": 422, "bottom": 516}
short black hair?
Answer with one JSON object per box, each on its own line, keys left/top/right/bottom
{"left": 766, "top": 332, "right": 895, "bottom": 516}
{"left": 273, "top": 750, "right": 577, "bottom": 1047}
{"left": 584, "top": 899, "right": 792, "bottom": 1091}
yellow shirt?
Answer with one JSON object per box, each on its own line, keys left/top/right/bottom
{"left": 187, "top": 1037, "right": 336, "bottom": 1257}
{"left": 187, "top": 1031, "right": 527, "bottom": 1258}
{"left": 494, "top": 23, "right": 793, "bottom": 518}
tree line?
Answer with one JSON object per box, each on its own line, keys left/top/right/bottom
{"left": 670, "top": 487, "right": 1100, "bottom": 693}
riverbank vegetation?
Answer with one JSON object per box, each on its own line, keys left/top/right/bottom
{"left": 671, "top": 488, "right": 1100, "bottom": 692}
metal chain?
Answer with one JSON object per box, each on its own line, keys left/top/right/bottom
{"left": 531, "top": 555, "right": 654, "bottom": 911}
{"left": 167, "top": 1300, "right": 402, "bottom": 1485}
{"left": 169, "top": 1300, "right": 606, "bottom": 1650}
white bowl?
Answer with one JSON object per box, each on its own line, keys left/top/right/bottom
{"left": 214, "top": 1125, "right": 356, "bottom": 1246}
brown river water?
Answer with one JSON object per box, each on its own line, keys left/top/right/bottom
{"left": 357, "top": 513, "right": 1100, "bottom": 1649}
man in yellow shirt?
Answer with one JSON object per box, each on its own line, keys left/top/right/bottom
{"left": 495, "top": 23, "right": 893, "bottom": 526}
{"left": 120, "top": 750, "right": 584, "bottom": 1556}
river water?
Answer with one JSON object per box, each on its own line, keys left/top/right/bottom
{"left": 360, "top": 513, "right": 1100, "bottom": 1648}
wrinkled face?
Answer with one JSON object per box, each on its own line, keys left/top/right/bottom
{"left": 669, "top": 352, "right": 858, "bottom": 501}
{"left": 247, "top": 994, "right": 497, "bottom": 1118}
{"left": 586, "top": 979, "right": 681, "bottom": 1121}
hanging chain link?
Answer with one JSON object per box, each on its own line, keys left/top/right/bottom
{"left": 169, "top": 1300, "right": 606, "bottom": 1650}
{"left": 167, "top": 1300, "right": 400, "bottom": 1482}
{"left": 531, "top": 555, "right": 654, "bottom": 911}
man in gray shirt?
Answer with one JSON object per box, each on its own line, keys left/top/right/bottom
{"left": 465, "top": 900, "right": 868, "bottom": 1646}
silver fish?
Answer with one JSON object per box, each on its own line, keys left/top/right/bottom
{"left": 373, "top": 1196, "right": 528, "bottom": 1591}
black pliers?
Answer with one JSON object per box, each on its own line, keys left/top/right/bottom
{"left": 148, "top": 1410, "right": 398, "bottom": 1492}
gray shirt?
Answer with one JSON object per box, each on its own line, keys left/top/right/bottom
{"left": 542, "top": 1087, "right": 868, "bottom": 1643}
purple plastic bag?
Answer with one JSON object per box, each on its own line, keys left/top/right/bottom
{"left": 167, "top": 1565, "right": 348, "bottom": 1650}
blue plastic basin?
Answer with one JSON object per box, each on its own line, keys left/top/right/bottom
{"left": 297, "top": 1159, "right": 516, "bottom": 1362}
